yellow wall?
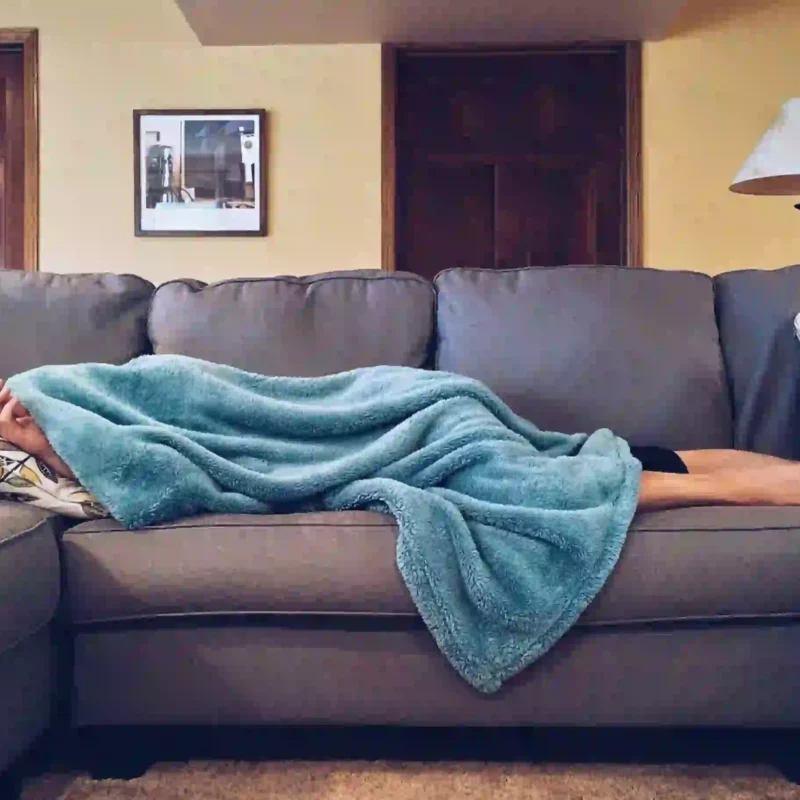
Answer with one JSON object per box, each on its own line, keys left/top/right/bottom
{"left": 0, "top": 0, "right": 382, "bottom": 283}
{"left": 643, "top": 0, "right": 800, "bottom": 274}
{"left": 4, "top": 0, "right": 800, "bottom": 281}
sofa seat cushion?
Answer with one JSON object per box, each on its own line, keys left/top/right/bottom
{"left": 0, "top": 504, "right": 63, "bottom": 653}
{"left": 63, "top": 512, "right": 412, "bottom": 624}
{"left": 62, "top": 507, "right": 800, "bottom": 629}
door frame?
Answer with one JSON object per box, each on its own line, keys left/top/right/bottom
{"left": 0, "top": 28, "right": 39, "bottom": 272}
{"left": 381, "top": 42, "right": 643, "bottom": 272}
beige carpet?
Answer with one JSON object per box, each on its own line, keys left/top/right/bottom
{"left": 21, "top": 761, "right": 800, "bottom": 800}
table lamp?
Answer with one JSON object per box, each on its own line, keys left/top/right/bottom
{"left": 730, "top": 98, "right": 800, "bottom": 208}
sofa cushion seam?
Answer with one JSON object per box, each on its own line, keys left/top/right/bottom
{"left": 0, "top": 514, "right": 58, "bottom": 550}
{"left": 68, "top": 609, "right": 800, "bottom": 630}
{"left": 66, "top": 522, "right": 399, "bottom": 535}
{"left": 0, "top": 607, "right": 57, "bottom": 656}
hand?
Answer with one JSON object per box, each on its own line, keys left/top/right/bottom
{"left": 0, "top": 379, "right": 75, "bottom": 479}
{"left": 0, "top": 379, "right": 51, "bottom": 456}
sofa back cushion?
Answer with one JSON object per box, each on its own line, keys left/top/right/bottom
{"left": 715, "top": 265, "right": 800, "bottom": 458}
{"left": 0, "top": 272, "right": 154, "bottom": 378}
{"left": 148, "top": 271, "right": 435, "bottom": 375}
{"left": 435, "top": 266, "right": 733, "bottom": 449}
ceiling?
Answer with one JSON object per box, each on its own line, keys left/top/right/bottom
{"left": 175, "top": 0, "right": 691, "bottom": 46}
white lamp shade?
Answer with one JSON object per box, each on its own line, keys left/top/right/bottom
{"left": 730, "top": 98, "right": 800, "bottom": 195}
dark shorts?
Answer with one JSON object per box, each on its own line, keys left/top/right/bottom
{"left": 629, "top": 445, "right": 688, "bottom": 474}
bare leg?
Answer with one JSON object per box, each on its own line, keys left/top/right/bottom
{"left": 677, "top": 449, "right": 793, "bottom": 473}
{"left": 638, "top": 463, "right": 800, "bottom": 511}
{"left": 639, "top": 471, "right": 742, "bottom": 511}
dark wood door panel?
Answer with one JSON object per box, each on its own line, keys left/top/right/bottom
{"left": 495, "top": 162, "right": 598, "bottom": 267}
{"left": 0, "top": 49, "right": 24, "bottom": 270}
{"left": 393, "top": 46, "right": 633, "bottom": 275}
{"left": 398, "top": 52, "right": 624, "bottom": 157}
{"left": 399, "top": 160, "right": 495, "bottom": 281}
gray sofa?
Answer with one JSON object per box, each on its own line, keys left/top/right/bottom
{"left": 3, "top": 265, "right": 800, "bottom": 775}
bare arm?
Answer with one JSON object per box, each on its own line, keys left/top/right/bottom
{"left": 0, "top": 379, "right": 76, "bottom": 480}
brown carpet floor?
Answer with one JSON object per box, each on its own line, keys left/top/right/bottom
{"left": 20, "top": 761, "right": 800, "bottom": 800}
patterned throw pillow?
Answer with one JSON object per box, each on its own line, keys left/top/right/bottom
{"left": 0, "top": 438, "right": 108, "bottom": 520}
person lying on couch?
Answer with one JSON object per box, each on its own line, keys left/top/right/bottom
{"left": 1, "top": 373, "right": 798, "bottom": 518}
{"left": 2, "top": 355, "right": 799, "bottom": 694}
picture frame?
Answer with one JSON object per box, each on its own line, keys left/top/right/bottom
{"left": 133, "top": 109, "right": 267, "bottom": 237}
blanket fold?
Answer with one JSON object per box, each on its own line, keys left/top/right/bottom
{"left": 8, "top": 356, "right": 641, "bottom": 692}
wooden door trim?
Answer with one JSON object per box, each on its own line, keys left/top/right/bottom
{"left": 0, "top": 28, "right": 38, "bottom": 272}
{"left": 624, "top": 42, "right": 643, "bottom": 267}
{"left": 381, "top": 42, "right": 644, "bottom": 271}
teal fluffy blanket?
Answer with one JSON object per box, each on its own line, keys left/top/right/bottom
{"left": 8, "top": 355, "right": 641, "bottom": 692}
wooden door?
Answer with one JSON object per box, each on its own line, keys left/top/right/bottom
{"left": 0, "top": 48, "right": 24, "bottom": 270}
{"left": 391, "top": 46, "right": 638, "bottom": 280}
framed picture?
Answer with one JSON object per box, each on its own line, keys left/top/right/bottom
{"left": 134, "top": 109, "right": 267, "bottom": 237}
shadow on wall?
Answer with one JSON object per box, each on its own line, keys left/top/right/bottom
{"left": 666, "top": 0, "right": 786, "bottom": 36}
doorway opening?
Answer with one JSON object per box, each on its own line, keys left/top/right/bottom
{"left": 382, "top": 43, "right": 642, "bottom": 278}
